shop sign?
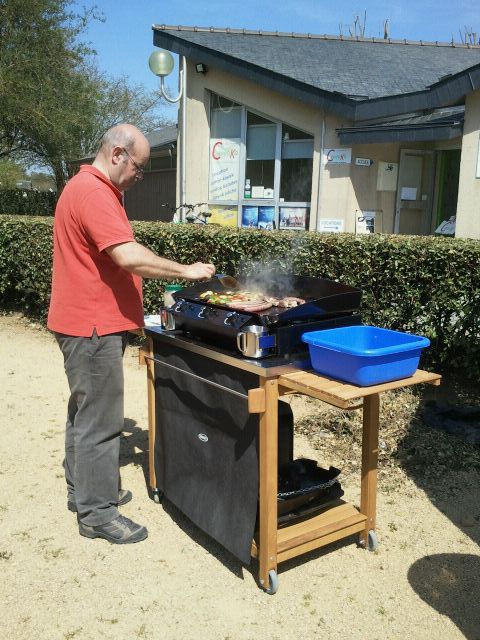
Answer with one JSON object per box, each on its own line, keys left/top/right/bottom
{"left": 323, "top": 148, "right": 352, "bottom": 164}
{"left": 318, "top": 219, "right": 344, "bottom": 233}
{"left": 355, "top": 157, "right": 373, "bottom": 166}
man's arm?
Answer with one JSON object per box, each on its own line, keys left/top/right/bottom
{"left": 105, "top": 241, "right": 215, "bottom": 281}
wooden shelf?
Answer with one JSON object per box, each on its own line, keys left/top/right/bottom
{"left": 252, "top": 501, "right": 367, "bottom": 563}
{"left": 278, "top": 369, "right": 441, "bottom": 409}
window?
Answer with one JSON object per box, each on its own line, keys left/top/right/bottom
{"left": 208, "top": 93, "right": 313, "bottom": 229}
{"left": 245, "top": 112, "right": 276, "bottom": 198}
{"left": 280, "top": 124, "right": 313, "bottom": 202}
{"left": 210, "top": 95, "right": 242, "bottom": 139}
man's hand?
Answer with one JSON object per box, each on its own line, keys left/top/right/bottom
{"left": 182, "top": 262, "right": 216, "bottom": 281}
{"left": 106, "top": 241, "right": 215, "bottom": 281}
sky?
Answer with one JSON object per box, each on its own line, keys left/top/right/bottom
{"left": 71, "top": 0, "right": 479, "bottom": 120}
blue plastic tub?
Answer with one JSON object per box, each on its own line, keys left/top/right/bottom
{"left": 301, "top": 325, "right": 430, "bottom": 386}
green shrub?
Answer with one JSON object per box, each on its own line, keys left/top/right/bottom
{"left": 0, "top": 216, "right": 54, "bottom": 315}
{"left": 1, "top": 215, "right": 479, "bottom": 379}
{"left": 0, "top": 189, "right": 57, "bottom": 216}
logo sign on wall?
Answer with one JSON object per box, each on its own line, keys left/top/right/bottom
{"left": 209, "top": 138, "right": 241, "bottom": 201}
{"left": 318, "top": 219, "right": 345, "bottom": 233}
{"left": 323, "top": 148, "right": 352, "bottom": 164}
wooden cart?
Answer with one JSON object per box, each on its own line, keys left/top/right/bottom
{"left": 139, "top": 332, "right": 440, "bottom": 594}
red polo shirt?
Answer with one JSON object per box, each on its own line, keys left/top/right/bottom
{"left": 48, "top": 165, "right": 144, "bottom": 336}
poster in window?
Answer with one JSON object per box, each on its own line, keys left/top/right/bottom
{"left": 208, "top": 205, "right": 238, "bottom": 227}
{"left": 242, "top": 205, "right": 258, "bottom": 228}
{"left": 208, "top": 138, "right": 241, "bottom": 201}
{"left": 258, "top": 206, "right": 275, "bottom": 230}
{"left": 279, "top": 207, "right": 307, "bottom": 230}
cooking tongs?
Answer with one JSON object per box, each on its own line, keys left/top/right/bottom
{"left": 216, "top": 274, "right": 240, "bottom": 290}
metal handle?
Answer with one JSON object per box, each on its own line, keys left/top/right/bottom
{"left": 237, "top": 331, "right": 246, "bottom": 353}
{"left": 160, "top": 309, "right": 175, "bottom": 331}
{"left": 148, "top": 356, "right": 248, "bottom": 400}
{"left": 198, "top": 305, "right": 207, "bottom": 319}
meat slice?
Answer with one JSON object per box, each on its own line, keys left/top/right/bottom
{"left": 278, "top": 296, "right": 305, "bottom": 308}
{"left": 226, "top": 300, "right": 273, "bottom": 313}
{"left": 264, "top": 296, "right": 280, "bottom": 306}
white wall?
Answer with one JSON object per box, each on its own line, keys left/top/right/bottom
{"left": 456, "top": 90, "right": 480, "bottom": 239}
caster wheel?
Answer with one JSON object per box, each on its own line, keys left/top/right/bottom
{"left": 265, "top": 569, "right": 279, "bottom": 595}
{"left": 152, "top": 489, "right": 163, "bottom": 504}
{"left": 367, "top": 530, "right": 378, "bottom": 552}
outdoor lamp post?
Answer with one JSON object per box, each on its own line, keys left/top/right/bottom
{"left": 149, "top": 49, "right": 187, "bottom": 220}
{"left": 148, "top": 50, "right": 183, "bottom": 103}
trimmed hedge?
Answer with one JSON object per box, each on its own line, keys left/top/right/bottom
{"left": 0, "top": 189, "right": 57, "bottom": 216}
{"left": 1, "top": 215, "right": 479, "bottom": 379}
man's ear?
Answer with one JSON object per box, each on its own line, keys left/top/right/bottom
{"left": 112, "top": 146, "right": 124, "bottom": 166}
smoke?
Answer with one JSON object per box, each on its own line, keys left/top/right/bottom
{"left": 239, "top": 232, "right": 309, "bottom": 296}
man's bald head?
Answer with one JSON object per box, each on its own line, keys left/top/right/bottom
{"left": 93, "top": 123, "right": 150, "bottom": 191}
{"left": 98, "top": 123, "right": 149, "bottom": 156}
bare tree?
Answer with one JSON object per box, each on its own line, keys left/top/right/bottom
{"left": 459, "top": 26, "right": 479, "bottom": 45}
{"left": 348, "top": 12, "right": 367, "bottom": 38}
{"left": 339, "top": 12, "right": 390, "bottom": 39}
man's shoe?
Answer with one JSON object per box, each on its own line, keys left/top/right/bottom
{"left": 68, "top": 489, "right": 132, "bottom": 513}
{"left": 79, "top": 514, "right": 148, "bottom": 544}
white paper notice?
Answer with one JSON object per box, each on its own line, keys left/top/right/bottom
{"left": 251, "top": 186, "right": 265, "bottom": 198}
{"left": 356, "top": 211, "right": 376, "bottom": 234}
{"left": 400, "top": 186, "right": 417, "bottom": 201}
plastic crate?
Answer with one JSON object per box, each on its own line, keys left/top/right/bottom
{"left": 301, "top": 325, "right": 430, "bottom": 386}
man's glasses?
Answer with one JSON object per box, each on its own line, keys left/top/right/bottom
{"left": 122, "top": 147, "right": 145, "bottom": 178}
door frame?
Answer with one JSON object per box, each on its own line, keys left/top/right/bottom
{"left": 394, "top": 149, "right": 435, "bottom": 235}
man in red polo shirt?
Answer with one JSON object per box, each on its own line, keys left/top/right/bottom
{"left": 48, "top": 123, "right": 215, "bottom": 544}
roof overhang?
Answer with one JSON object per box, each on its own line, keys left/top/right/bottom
{"left": 337, "top": 109, "right": 464, "bottom": 144}
{"left": 152, "top": 26, "right": 480, "bottom": 121}
{"left": 153, "top": 28, "right": 357, "bottom": 119}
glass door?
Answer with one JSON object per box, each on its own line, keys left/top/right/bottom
{"left": 394, "top": 149, "right": 435, "bottom": 235}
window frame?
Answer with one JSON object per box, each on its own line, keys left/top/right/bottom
{"left": 208, "top": 93, "right": 313, "bottom": 230}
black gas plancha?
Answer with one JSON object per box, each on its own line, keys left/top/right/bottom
{"left": 163, "top": 275, "right": 362, "bottom": 358}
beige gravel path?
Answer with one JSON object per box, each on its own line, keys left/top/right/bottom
{"left": 0, "top": 314, "right": 478, "bottom": 640}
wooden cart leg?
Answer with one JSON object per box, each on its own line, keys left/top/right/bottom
{"left": 140, "top": 337, "right": 157, "bottom": 493}
{"left": 359, "top": 393, "right": 379, "bottom": 548}
{"left": 258, "top": 378, "right": 279, "bottom": 591}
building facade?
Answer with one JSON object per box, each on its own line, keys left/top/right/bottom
{"left": 152, "top": 26, "right": 480, "bottom": 239}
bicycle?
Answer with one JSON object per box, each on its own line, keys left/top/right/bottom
{"left": 160, "top": 202, "right": 211, "bottom": 224}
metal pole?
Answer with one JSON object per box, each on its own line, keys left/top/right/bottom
{"left": 315, "top": 116, "right": 326, "bottom": 231}
{"left": 180, "top": 56, "right": 187, "bottom": 222}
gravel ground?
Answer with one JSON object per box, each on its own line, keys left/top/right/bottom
{"left": 1, "top": 314, "right": 479, "bottom": 640}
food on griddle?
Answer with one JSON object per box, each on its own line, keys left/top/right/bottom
{"left": 278, "top": 296, "right": 305, "bottom": 307}
{"left": 198, "top": 289, "right": 305, "bottom": 311}
{"left": 226, "top": 300, "right": 274, "bottom": 312}
{"left": 264, "top": 295, "right": 305, "bottom": 308}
